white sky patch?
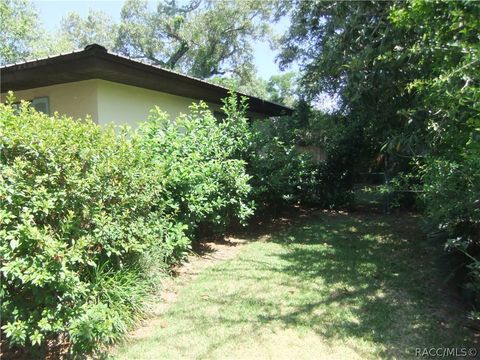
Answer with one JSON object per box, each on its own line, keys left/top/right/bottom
{"left": 312, "top": 92, "right": 341, "bottom": 114}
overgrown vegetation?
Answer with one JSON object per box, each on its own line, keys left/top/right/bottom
{"left": 0, "top": 93, "right": 263, "bottom": 356}
{"left": 1, "top": 88, "right": 338, "bottom": 355}
{"left": 1, "top": 0, "right": 293, "bottom": 102}
{"left": 390, "top": 1, "right": 480, "bottom": 311}
{"left": 247, "top": 102, "right": 357, "bottom": 210}
{"left": 280, "top": 0, "right": 480, "bottom": 310}
{"left": 2, "top": 0, "right": 479, "bottom": 356}
{"left": 248, "top": 119, "right": 317, "bottom": 208}
{"left": 138, "top": 101, "right": 254, "bottom": 237}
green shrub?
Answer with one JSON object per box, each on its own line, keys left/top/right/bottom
{"left": 421, "top": 152, "right": 480, "bottom": 304}
{"left": 138, "top": 101, "right": 254, "bottom": 236}
{"left": 248, "top": 119, "right": 318, "bottom": 207}
{"left": 3, "top": 89, "right": 350, "bottom": 356}
{"left": 0, "top": 100, "right": 189, "bottom": 355}
{"left": 247, "top": 107, "right": 358, "bottom": 210}
{"left": 315, "top": 119, "right": 361, "bottom": 209}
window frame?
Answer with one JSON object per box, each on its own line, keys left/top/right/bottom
{"left": 30, "top": 97, "right": 50, "bottom": 115}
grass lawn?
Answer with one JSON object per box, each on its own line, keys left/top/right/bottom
{"left": 112, "top": 210, "right": 475, "bottom": 359}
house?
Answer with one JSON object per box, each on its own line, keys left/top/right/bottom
{"left": 0, "top": 44, "right": 292, "bottom": 127}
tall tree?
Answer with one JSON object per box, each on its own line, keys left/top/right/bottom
{"left": 59, "top": 9, "right": 118, "bottom": 50}
{"left": 266, "top": 72, "right": 298, "bottom": 107}
{"left": 115, "top": 0, "right": 280, "bottom": 79}
{"left": 209, "top": 72, "right": 299, "bottom": 107}
{"left": 280, "top": 1, "right": 417, "bottom": 165}
{"left": 389, "top": 0, "right": 480, "bottom": 230}
{"left": 209, "top": 75, "right": 269, "bottom": 99}
{"left": 2, "top": 0, "right": 286, "bottom": 86}
{"left": 2, "top": 0, "right": 292, "bottom": 96}
{"left": 283, "top": 0, "right": 480, "bottom": 295}
{"left": 0, "top": 0, "right": 40, "bottom": 64}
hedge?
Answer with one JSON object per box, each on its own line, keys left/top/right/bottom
{"left": 0, "top": 95, "right": 253, "bottom": 356}
{"left": 1, "top": 92, "right": 330, "bottom": 356}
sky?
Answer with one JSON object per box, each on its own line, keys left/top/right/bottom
{"left": 31, "top": 0, "right": 296, "bottom": 80}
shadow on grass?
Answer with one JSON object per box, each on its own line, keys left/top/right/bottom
{"left": 276, "top": 212, "right": 472, "bottom": 353}
{"left": 116, "top": 211, "right": 475, "bottom": 359}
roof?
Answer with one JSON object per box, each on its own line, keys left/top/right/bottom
{"left": 0, "top": 44, "right": 293, "bottom": 117}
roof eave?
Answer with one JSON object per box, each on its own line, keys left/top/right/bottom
{"left": 0, "top": 45, "right": 293, "bottom": 117}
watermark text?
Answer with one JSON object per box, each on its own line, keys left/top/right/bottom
{"left": 414, "top": 348, "right": 477, "bottom": 357}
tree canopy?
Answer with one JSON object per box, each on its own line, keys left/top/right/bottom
{"left": 114, "top": 0, "right": 281, "bottom": 79}
{"left": 0, "top": 0, "right": 284, "bottom": 81}
{"left": 0, "top": 0, "right": 40, "bottom": 64}
{"left": 280, "top": 1, "right": 419, "bottom": 161}
{"left": 60, "top": 9, "right": 118, "bottom": 51}
{"left": 280, "top": 0, "right": 480, "bottom": 304}
{"left": 0, "top": 0, "right": 297, "bottom": 102}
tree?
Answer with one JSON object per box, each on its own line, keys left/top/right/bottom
{"left": 0, "top": 0, "right": 40, "bottom": 64}
{"left": 265, "top": 72, "right": 297, "bottom": 107}
{"left": 390, "top": 1, "right": 480, "bottom": 295}
{"left": 209, "top": 72, "right": 299, "bottom": 107}
{"left": 114, "top": 0, "right": 280, "bottom": 78}
{"left": 280, "top": 1, "right": 420, "bottom": 171}
{"left": 59, "top": 9, "right": 118, "bottom": 50}
{"left": 283, "top": 0, "right": 480, "bottom": 302}
{"left": 3, "top": 0, "right": 287, "bottom": 87}
{"left": 209, "top": 75, "right": 269, "bottom": 99}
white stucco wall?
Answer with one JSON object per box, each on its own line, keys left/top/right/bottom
{"left": 94, "top": 80, "right": 268, "bottom": 126}
{"left": 2, "top": 78, "right": 269, "bottom": 126}
{"left": 96, "top": 79, "right": 202, "bottom": 127}
{"left": 0, "top": 80, "right": 98, "bottom": 121}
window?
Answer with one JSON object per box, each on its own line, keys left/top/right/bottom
{"left": 8, "top": 97, "right": 50, "bottom": 115}
{"left": 31, "top": 97, "right": 50, "bottom": 115}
